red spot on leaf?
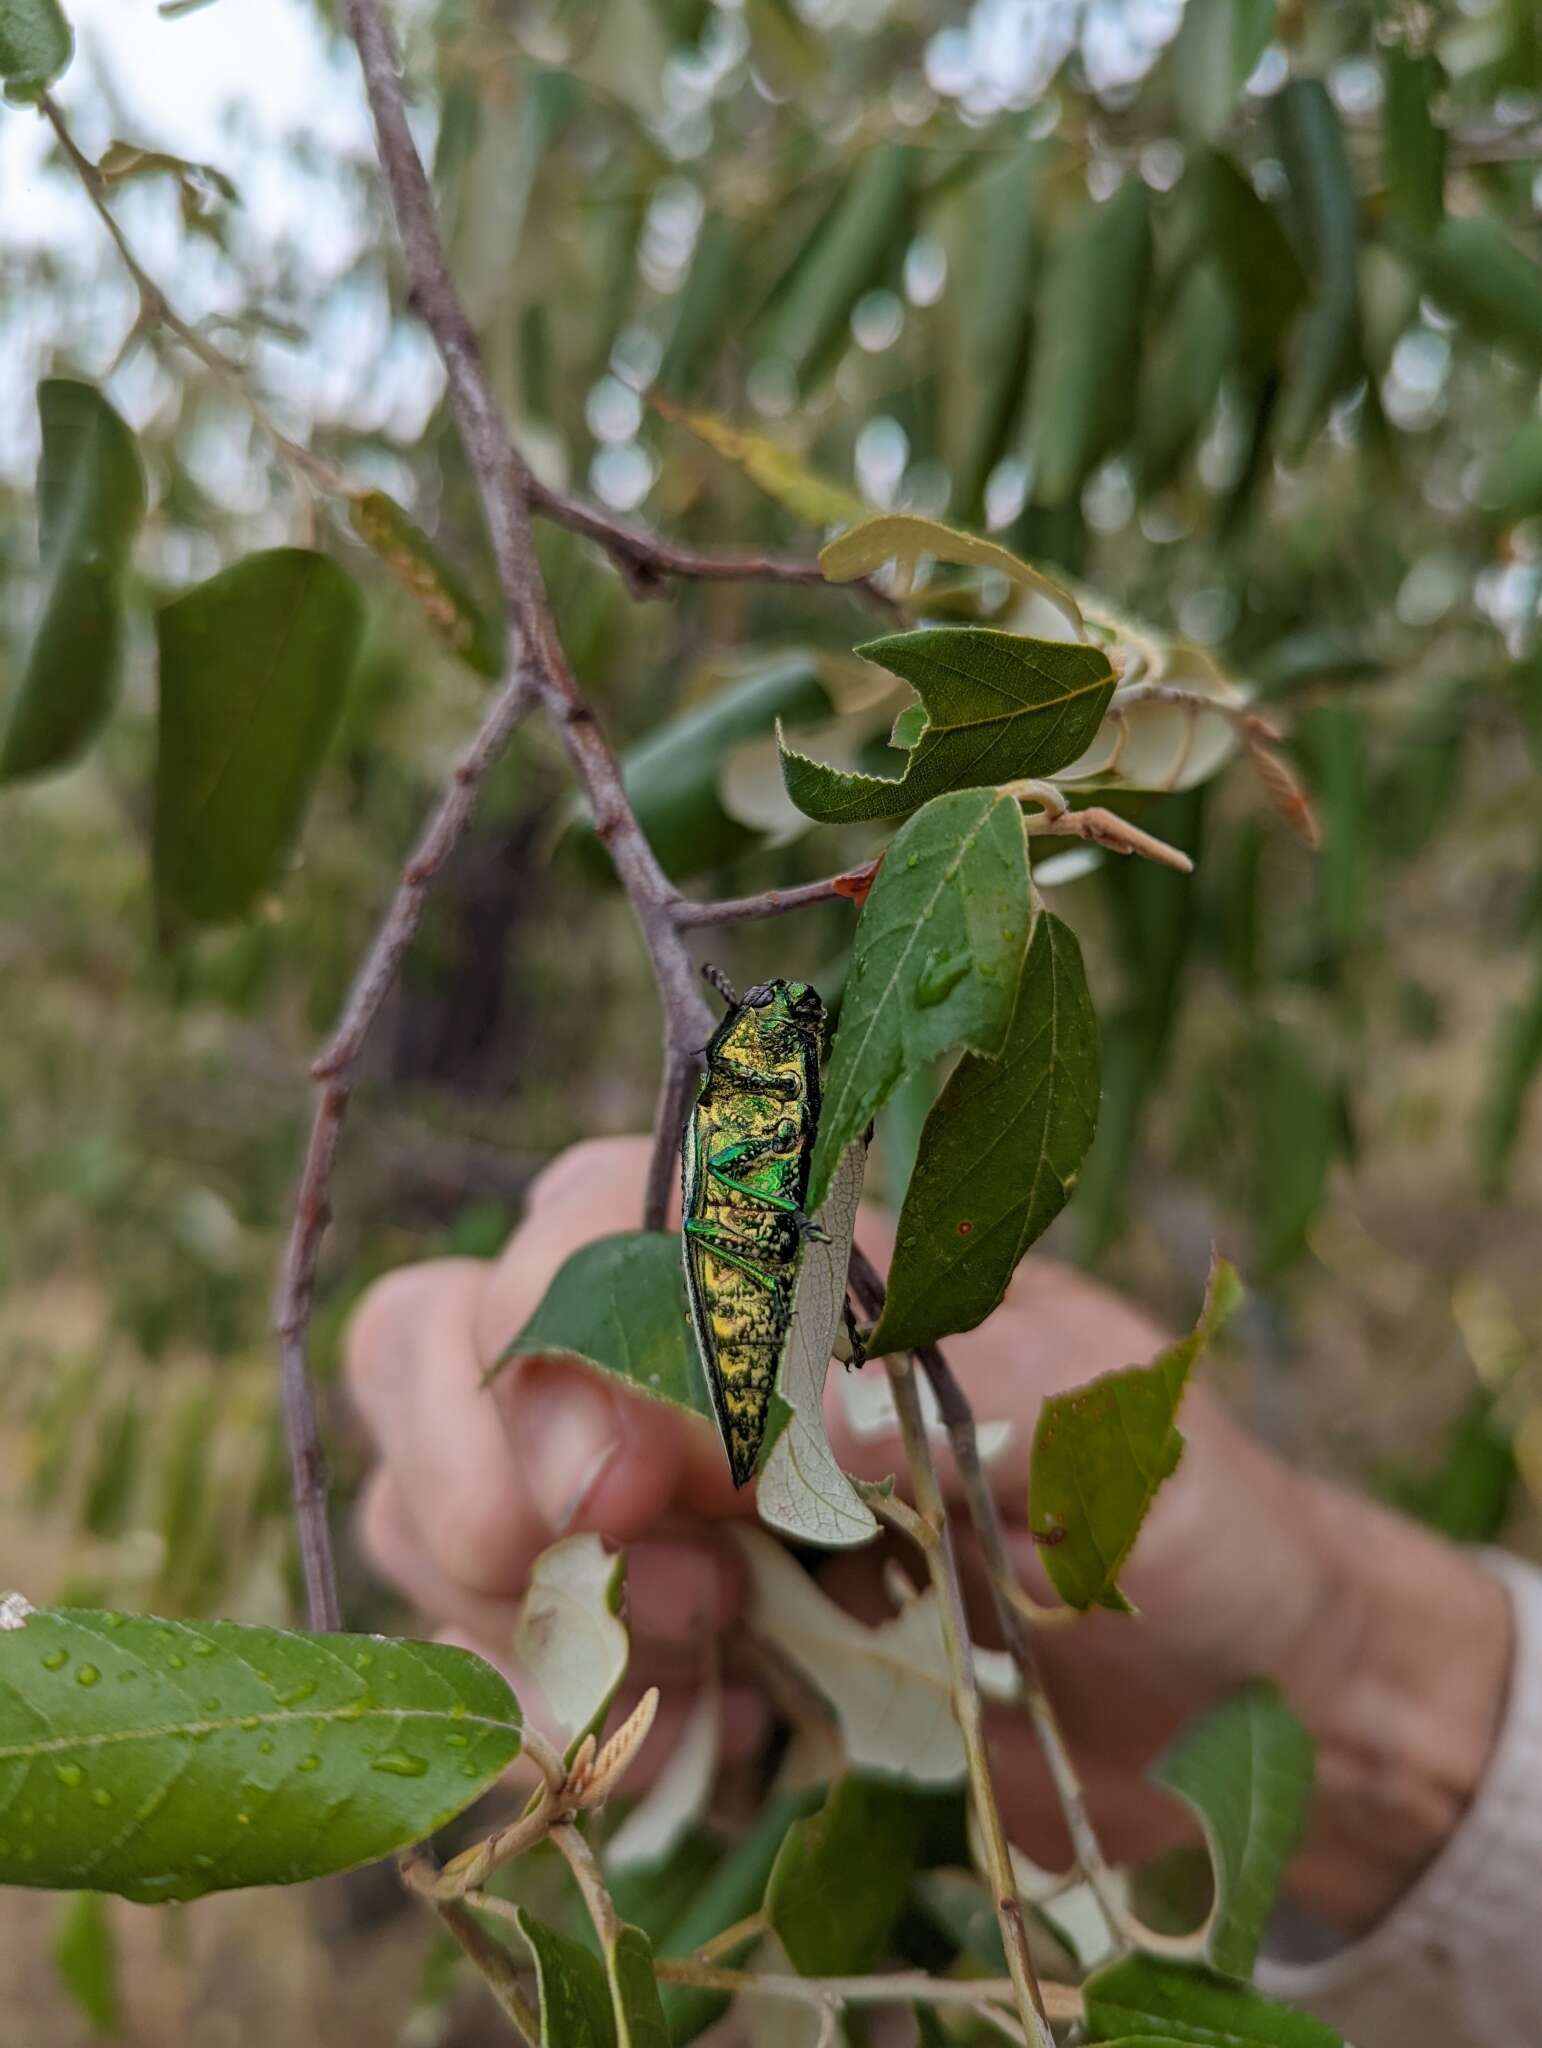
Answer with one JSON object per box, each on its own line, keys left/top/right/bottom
{"left": 956, "top": 1219, "right": 974, "bottom": 1236}
{"left": 1032, "top": 1527, "right": 1067, "bottom": 1548}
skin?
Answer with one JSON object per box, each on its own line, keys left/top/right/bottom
{"left": 346, "top": 1135, "right": 1513, "bottom": 1938}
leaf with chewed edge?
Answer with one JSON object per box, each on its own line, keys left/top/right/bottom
{"left": 1029, "top": 1257, "right": 1241, "bottom": 1612}
{"left": 758, "top": 1139, "right": 878, "bottom": 1549}
{"left": 1151, "top": 1683, "right": 1314, "bottom": 1979}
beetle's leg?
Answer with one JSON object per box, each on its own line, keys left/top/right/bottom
{"left": 683, "top": 1218, "right": 784, "bottom": 1291}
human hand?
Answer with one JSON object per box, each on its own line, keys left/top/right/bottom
{"left": 346, "top": 1136, "right": 1510, "bottom": 1937}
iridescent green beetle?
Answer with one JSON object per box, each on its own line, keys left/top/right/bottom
{"left": 682, "top": 974, "right": 828, "bottom": 1486}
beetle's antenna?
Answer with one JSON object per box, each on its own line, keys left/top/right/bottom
{"left": 701, "top": 962, "right": 738, "bottom": 1009}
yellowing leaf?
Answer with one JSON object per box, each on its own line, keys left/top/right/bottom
{"left": 649, "top": 392, "right": 866, "bottom": 530}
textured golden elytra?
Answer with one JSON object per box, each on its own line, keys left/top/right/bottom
{"left": 681, "top": 977, "right": 826, "bottom": 1486}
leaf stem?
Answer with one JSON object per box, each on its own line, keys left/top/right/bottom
{"left": 868, "top": 1338, "right": 1056, "bottom": 2047}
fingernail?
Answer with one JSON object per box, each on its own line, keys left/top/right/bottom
{"left": 517, "top": 1368, "right": 624, "bottom": 1535}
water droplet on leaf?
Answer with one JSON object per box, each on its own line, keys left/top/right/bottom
{"left": 914, "top": 948, "right": 970, "bottom": 1008}
{"left": 54, "top": 1764, "right": 83, "bottom": 1789}
{"left": 41, "top": 1649, "right": 67, "bottom": 1672}
{"left": 371, "top": 1750, "right": 429, "bottom": 1779}
{"left": 76, "top": 1666, "right": 100, "bottom": 1688}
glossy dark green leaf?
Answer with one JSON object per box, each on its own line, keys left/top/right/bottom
{"left": 496, "top": 1230, "right": 712, "bottom": 1426}
{"left": 1151, "top": 1684, "right": 1314, "bottom": 1978}
{"left": 1416, "top": 214, "right": 1542, "bottom": 368}
{"left": 609, "top": 1923, "right": 670, "bottom": 2047}
{"left": 518, "top": 1908, "right": 620, "bottom": 2047}
{"left": 153, "top": 548, "right": 365, "bottom": 929}
{"left": 780, "top": 628, "right": 1117, "bottom": 824}
{"left": 766, "top": 1774, "right": 925, "bottom": 1976}
{"left": 1171, "top": 0, "right": 1275, "bottom": 143}
{"left": 1381, "top": 45, "right": 1446, "bottom": 237}
{"left": 1478, "top": 949, "right": 1542, "bottom": 1195}
{"left": 808, "top": 788, "right": 1033, "bottom": 1209}
{"left": 1269, "top": 80, "right": 1362, "bottom": 453}
{"left": 1085, "top": 1954, "right": 1341, "bottom": 2045}
{"left": 757, "top": 143, "right": 916, "bottom": 389}
{"left": 1, "top": 380, "right": 144, "bottom": 782}
{"left": 348, "top": 491, "right": 500, "bottom": 678}
{"left": 0, "top": 0, "right": 71, "bottom": 95}
{"left": 1029, "top": 1256, "right": 1241, "bottom": 1611}
{"left": 873, "top": 910, "right": 1098, "bottom": 1355}
{"left": 1024, "top": 177, "right": 1151, "bottom": 507}
{"left": 0, "top": 1609, "right": 522, "bottom": 1900}
{"left": 54, "top": 1891, "right": 119, "bottom": 2035}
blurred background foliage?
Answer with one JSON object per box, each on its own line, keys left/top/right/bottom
{"left": 4, "top": 0, "right": 1542, "bottom": 2031}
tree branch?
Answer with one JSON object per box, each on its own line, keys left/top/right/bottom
{"left": 342, "top": 0, "right": 714, "bottom": 1131}
{"left": 671, "top": 857, "right": 882, "bottom": 927}
{"left": 525, "top": 476, "right": 896, "bottom": 610}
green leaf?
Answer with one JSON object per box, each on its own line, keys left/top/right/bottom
{"left": 1381, "top": 45, "right": 1446, "bottom": 238}
{"left": 0, "top": 0, "right": 72, "bottom": 95}
{"left": 1171, "top": 0, "right": 1275, "bottom": 143}
{"left": 1151, "top": 1684, "right": 1314, "bottom": 1979}
{"left": 756, "top": 142, "right": 916, "bottom": 390}
{"left": 1185, "top": 151, "right": 1305, "bottom": 374}
{"left": 1029, "top": 1256, "right": 1242, "bottom": 1611}
{"left": 496, "top": 1231, "right": 712, "bottom": 1426}
{"left": 942, "top": 136, "right": 1043, "bottom": 522}
{"left": 807, "top": 787, "right": 1033, "bottom": 1210}
{"left": 766, "top": 1774, "right": 926, "bottom": 1976}
{"left": 1478, "top": 948, "right": 1542, "bottom": 1195}
{"left": 0, "top": 1609, "right": 522, "bottom": 1900}
{"left": 1, "top": 380, "right": 144, "bottom": 782}
{"left": 54, "top": 1891, "right": 119, "bottom": 2035}
{"left": 517, "top": 1908, "right": 618, "bottom": 2047}
{"left": 608, "top": 1923, "right": 671, "bottom": 2048}
{"left": 1247, "top": 1020, "right": 1336, "bottom": 1274}
{"left": 1023, "top": 177, "right": 1151, "bottom": 507}
{"left": 153, "top": 548, "right": 365, "bottom": 929}
{"left": 1133, "top": 263, "right": 1239, "bottom": 496}
{"left": 1269, "top": 79, "right": 1362, "bottom": 454}
{"left": 348, "top": 491, "right": 501, "bottom": 678}
{"left": 594, "top": 652, "right": 836, "bottom": 882}
{"left": 758, "top": 1138, "right": 880, "bottom": 1549}
{"left": 1416, "top": 214, "right": 1542, "bottom": 369}
{"left": 512, "top": 1534, "right": 628, "bottom": 1753}
{"left": 872, "top": 909, "right": 1099, "bottom": 1356}
{"left": 1085, "top": 1955, "right": 1341, "bottom": 2046}
{"left": 645, "top": 1789, "right": 823, "bottom": 2043}
{"left": 780, "top": 628, "right": 1116, "bottom": 824}
{"left": 655, "top": 211, "right": 743, "bottom": 397}
{"left": 1382, "top": 1390, "right": 1518, "bottom": 1544}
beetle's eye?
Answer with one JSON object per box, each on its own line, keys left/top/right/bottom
{"left": 742, "top": 982, "right": 775, "bottom": 1008}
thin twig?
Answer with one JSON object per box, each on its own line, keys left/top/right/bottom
{"left": 467, "top": 1897, "right": 1085, "bottom": 2026}
{"left": 342, "top": 0, "right": 714, "bottom": 1231}
{"left": 672, "top": 857, "right": 882, "bottom": 927}
{"left": 401, "top": 1851, "right": 541, "bottom": 2044}
{"left": 549, "top": 1820, "right": 622, "bottom": 1944}
{"left": 1024, "top": 802, "right": 1195, "bottom": 874}
{"left": 274, "top": 662, "right": 540, "bottom": 1630}
{"left": 525, "top": 475, "right": 896, "bottom": 609}
{"left": 910, "top": 1335, "right": 1133, "bottom": 1951}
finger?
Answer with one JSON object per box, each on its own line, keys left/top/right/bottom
{"left": 346, "top": 1251, "right": 685, "bottom": 1596}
